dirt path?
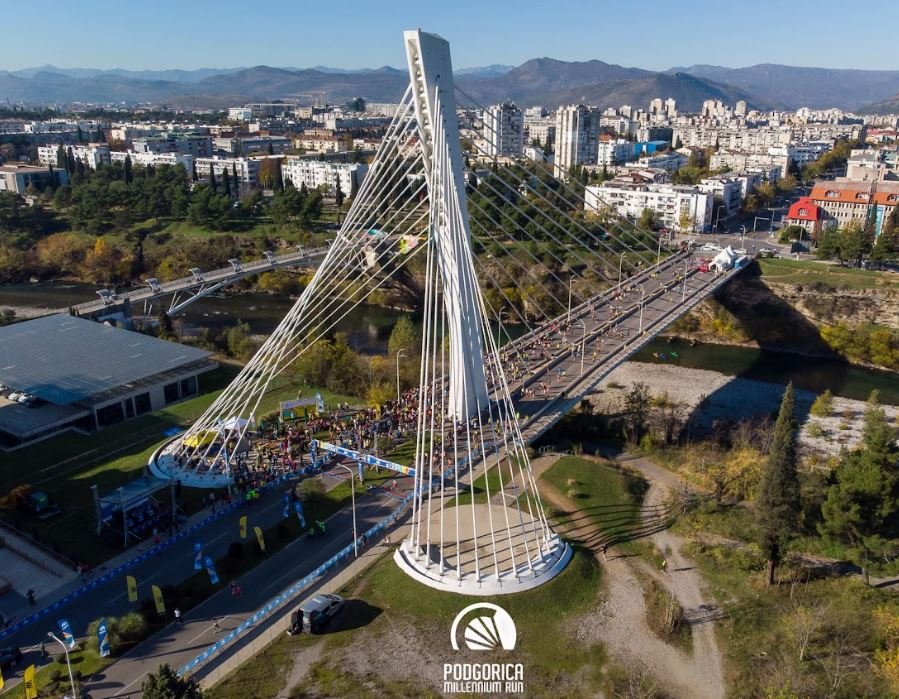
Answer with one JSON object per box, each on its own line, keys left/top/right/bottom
{"left": 532, "top": 454, "right": 725, "bottom": 699}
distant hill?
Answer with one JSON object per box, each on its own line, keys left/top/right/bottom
{"left": 859, "top": 92, "right": 899, "bottom": 115}
{"left": 2, "top": 58, "right": 898, "bottom": 111}
{"left": 546, "top": 72, "right": 762, "bottom": 113}
{"left": 670, "top": 63, "right": 899, "bottom": 110}
{"left": 455, "top": 64, "right": 514, "bottom": 78}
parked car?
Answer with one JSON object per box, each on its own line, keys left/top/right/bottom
{"left": 0, "top": 646, "right": 23, "bottom": 670}
{"left": 287, "top": 594, "right": 345, "bottom": 635}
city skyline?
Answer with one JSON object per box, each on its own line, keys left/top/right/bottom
{"left": 3, "top": 0, "right": 899, "bottom": 73}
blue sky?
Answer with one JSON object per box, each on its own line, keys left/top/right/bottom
{"left": 5, "top": 0, "right": 898, "bottom": 72}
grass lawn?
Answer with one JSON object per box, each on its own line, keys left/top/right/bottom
{"left": 0, "top": 364, "right": 361, "bottom": 565}
{"left": 759, "top": 257, "right": 899, "bottom": 290}
{"left": 0, "top": 645, "right": 109, "bottom": 699}
{"left": 208, "top": 547, "right": 605, "bottom": 699}
{"left": 540, "top": 456, "right": 648, "bottom": 549}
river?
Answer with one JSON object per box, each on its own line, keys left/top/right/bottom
{"left": 2, "top": 282, "right": 897, "bottom": 404}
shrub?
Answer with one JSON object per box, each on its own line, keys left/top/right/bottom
{"left": 807, "top": 422, "right": 824, "bottom": 438}
{"left": 810, "top": 389, "right": 834, "bottom": 418}
{"left": 299, "top": 477, "right": 325, "bottom": 503}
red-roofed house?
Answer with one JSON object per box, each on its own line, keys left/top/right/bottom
{"left": 785, "top": 196, "right": 823, "bottom": 240}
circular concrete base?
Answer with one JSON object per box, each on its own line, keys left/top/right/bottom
{"left": 394, "top": 503, "right": 571, "bottom": 595}
{"left": 148, "top": 440, "right": 234, "bottom": 488}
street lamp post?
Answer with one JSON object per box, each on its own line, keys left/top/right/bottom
{"left": 656, "top": 232, "right": 663, "bottom": 266}
{"left": 567, "top": 277, "right": 574, "bottom": 326}
{"left": 396, "top": 349, "right": 407, "bottom": 403}
{"left": 638, "top": 286, "right": 646, "bottom": 333}
{"left": 496, "top": 306, "right": 507, "bottom": 349}
{"left": 48, "top": 632, "right": 77, "bottom": 699}
{"left": 618, "top": 252, "right": 625, "bottom": 291}
{"left": 575, "top": 320, "right": 586, "bottom": 376}
{"left": 335, "top": 464, "right": 358, "bottom": 558}
{"left": 682, "top": 258, "right": 689, "bottom": 302}
{"left": 740, "top": 225, "right": 746, "bottom": 250}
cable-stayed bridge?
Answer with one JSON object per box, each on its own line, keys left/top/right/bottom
{"left": 146, "top": 30, "right": 748, "bottom": 596}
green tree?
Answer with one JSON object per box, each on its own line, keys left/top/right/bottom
{"left": 335, "top": 177, "right": 345, "bottom": 209}
{"left": 638, "top": 207, "right": 655, "bottom": 230}
{"left": 123, "top": 154, "right": 133, "bottom": 185}
{"left": 388, "top": 315, "right": 420, "bottom": 356}
{"left": 141, "top": 663, "right": 203, "bottom": 699}
{"left": 756, "top": 383, "right": 801, "bottom": 585}
{"left": 55, "top": 144, "right": 66, "bottom": 169}
{"left": 209, "top": 166, "right": 217, "bottom": 191}
{"left": 231, "top": 162, "right": 239, "bottom": 195}
{"left": 820, "top": 391, "right": 899, "bottom": 583}
{"left": 222, "top": 167, "right": 232, "bottom": 198}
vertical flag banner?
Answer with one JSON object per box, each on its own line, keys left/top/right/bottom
{"left": 126, "top": 575, "right": 138, "bottom": 602}
{"left": 23, "top": 665, "right": 36, "bottom": 699}
{"left": 204, "top": 555, "right": 220, "bottom": 585}
{"left": 239, "top": 515, "right": 248, "bottom": 539}
{"left": 358, "top": 462, "right": 364, "bottom": 482}
{"left": 294, "top": 500, "right": 306, "bottom": 528}
{"left": 315, "top": 393, "right": 324, "bottom": 412}
{"left": 97, "top": 618, "right": 111, "bottom": 658}
{"left": 152, "top": 585, "right": 166, "bottom": 614}
{"left": 0, "top": 666, "right": 5, "bottom": 690}
{"left": 254, "top": 525, "right": 266, "bottom": 552}
{"left": 282, "top": 494, "right": 290, "bottom": 519}
{"left": 193, "top": 540, "right": 203, "bottom": 571}
{"left": 58, "top": 619, "right": 76, "bottom": 649}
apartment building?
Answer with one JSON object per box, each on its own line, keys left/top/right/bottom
{"left": 554, "top": 105, "right": 600, "bottom": 176}
{"left": 597, "top": 138, "right": 634, "bottom": 166}
{"left": 281, "top": 158, "right": 368, "bottom": 194}
{"left": 132, "top": 133, "right": 213, "bottom": 158}
{"left": 194, "top": 157, "right": 261, "bottom": 188}
{"left": 37, "top": 143, "right": 111, "bottom": 170}
{"left": 109, "top": 151, "right": 193, "bottom": 173}
{"left": 481, "top": 102, "right": 524, "bottom": 158}
{"left": 584, "top": 182, "right": 712, "bottom": 232}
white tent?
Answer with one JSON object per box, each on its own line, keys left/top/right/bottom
{"left": 710, "top": 246, "right": 737, "bottom": 273}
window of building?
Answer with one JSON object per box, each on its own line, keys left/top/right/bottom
{"left": 125, "top": 398, "right": 135, "bottom": 419}
{"left": 96, "top": 402, "right": 125, "bottom": 428}
{"left": 163, "top": 382, "right": 180, "bottom": 405}
{"left": 134, "top": 392, "right": 151, "bottom": 415}
{"left": 180, "top": 376, "right": 198, "bottom": 399}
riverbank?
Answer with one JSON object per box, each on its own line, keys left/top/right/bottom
{"left": 596, "top": 361, "right": 897, "bottom": 457}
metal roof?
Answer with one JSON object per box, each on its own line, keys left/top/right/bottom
{"left": 0, "top": 314, "right": 211, "bottom": 406}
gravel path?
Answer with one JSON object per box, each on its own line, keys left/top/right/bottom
{"left": 534, "top": 454, "right": 726, "bottom": 699}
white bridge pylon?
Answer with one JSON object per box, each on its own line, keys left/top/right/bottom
{"left": 148, "top": 28, "right": 569, "bottom": 595}
{"left": 392, "top": 30, "right": 569, "bottom": 595}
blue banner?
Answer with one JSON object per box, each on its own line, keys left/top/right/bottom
{"left": 204, "top": 556, "right": 219, "bottom": 585}
{"left": 58, "top": 618, "right": 75, "bottom": 649}
{"left": 194, "top": 540, "right": 203, "bottom": 571}
{"left": 282, "top": 494, "right": 290, "bottom": 518}
{"left": 294, "top": 500, "right": 306, "bottom": 528}
{"left": 97, "top": 618, "right": 110, "bottom": 658}
{"left": 315, "top": 392, "right": 324, "bottom": 412}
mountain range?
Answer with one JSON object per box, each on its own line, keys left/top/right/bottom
{"left": 1, "top": 59, "right": 898, "bottom": 113}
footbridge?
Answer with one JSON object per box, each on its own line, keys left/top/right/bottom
{"left": 70, "top": 245, "right": 328, "bottom": 324}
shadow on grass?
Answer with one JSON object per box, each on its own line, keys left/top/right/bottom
{"left": 325, "top": 599, "right": 383, "bottom": 634}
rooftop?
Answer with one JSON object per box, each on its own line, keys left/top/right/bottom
{"left": 0, "top": 314, "right": 211, "bottom": 406}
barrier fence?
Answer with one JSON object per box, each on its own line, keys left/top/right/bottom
{"left": 177, "top": 489, "right": 415, "bottom": 678}
{"left": 0, "top": 471, "right": 300, "bottom": 643}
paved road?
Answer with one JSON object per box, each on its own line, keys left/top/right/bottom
{"left": 0, "top": 461, "right": 412, "bottom": 693}
{"left": 84, "top": 481, "right": 408, "bottom": 698}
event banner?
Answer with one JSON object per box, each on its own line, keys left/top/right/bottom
{"left": 239, "top": 515, "right": 248, "bottom": 539}
{"left": 97, "top": 618, "right": 111, "bottom": 658}
{"left": 126, "top": 575, "right": 138, "bottom": 602}
{"left": 193, "top": 540, "right": 203, "bottom": 571}
{"left": 254, "top": 525, "right": 266, "bottom": 552}
{"left": 23, "top": 665, "right": 36, "bottom": 699}
{"left": 152, "top": 585, "right": 166, "bottom": 614}
{"left": 204, "top": 555, "right": 220, "bottom": 585}
{"left": 58, "top": 619, "right": 76, "bottom": 649}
